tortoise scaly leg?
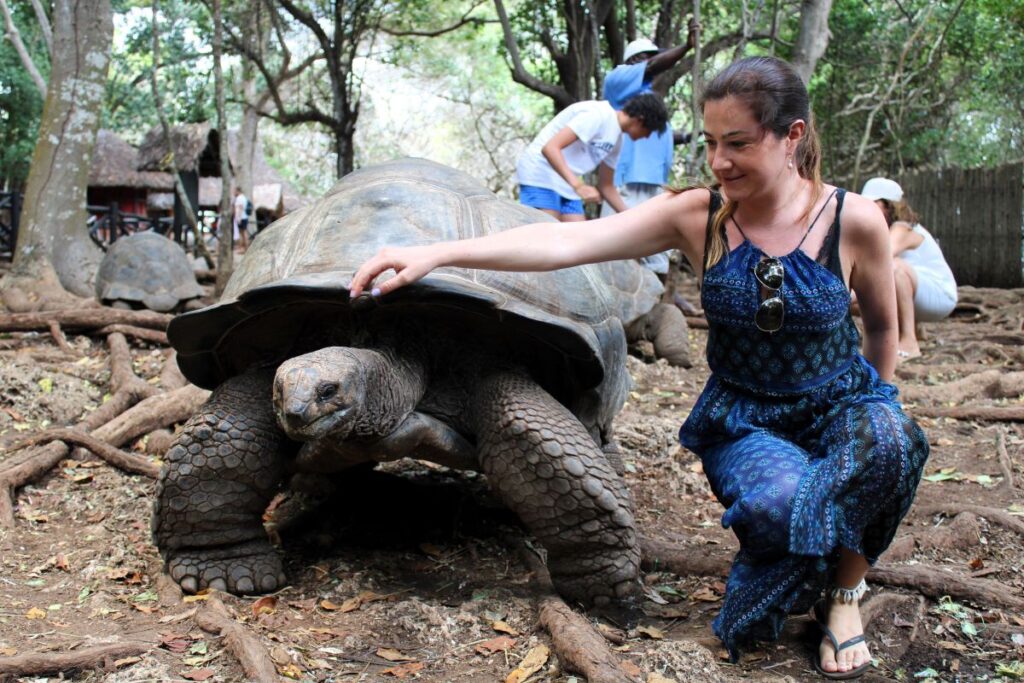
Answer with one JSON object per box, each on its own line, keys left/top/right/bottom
{"left": 470, "top": 372, "right": 641, "bottom": 607}
{"left": 152, "top": 370, "right": 293, "bottom": 595}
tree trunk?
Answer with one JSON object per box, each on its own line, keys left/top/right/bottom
{"left": 213, "top": 0, "right": 234, "bottom": 296}
{"left": 789, "top": 0, "right": 832, "bottom": 83}
{"left": 10, "top": 0, "right": 112, "bottom": 299}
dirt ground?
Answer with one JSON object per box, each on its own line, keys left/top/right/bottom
{"left": 0, "top": 277, "right": 1022, "bottom": 683}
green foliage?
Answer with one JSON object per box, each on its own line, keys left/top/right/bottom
{"left": 0, "top": 2, "right": 48, "bottom": 190}
{"left": 815, "top": 0, "right": 1024, "bottom": 184}
{"left": 103, "top": 0, "right": 215, "bottom": 140}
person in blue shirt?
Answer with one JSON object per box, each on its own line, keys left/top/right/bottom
{"left": 601, "top": 22, "right": 698, "bottom": 273}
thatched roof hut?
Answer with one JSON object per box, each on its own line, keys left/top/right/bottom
{"left": 137, "top": 122, "right": 226, "bottom": 176}
{"left": 89, "top": 130, "right": 173, "bottom": 190}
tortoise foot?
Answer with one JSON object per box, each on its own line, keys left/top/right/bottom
{"left": 165, "top": 539, "right": 286, "bottom": 595}
{"left": 548, "top": 552, "right": 641, "bottom": 608}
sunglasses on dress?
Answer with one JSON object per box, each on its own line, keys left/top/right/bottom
{"left": 754, "top": 256, "right": 785, "bottom": 333}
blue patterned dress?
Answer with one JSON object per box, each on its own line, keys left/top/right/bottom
{"left": 679, "top": 189, "right": 929, "bottom": 659}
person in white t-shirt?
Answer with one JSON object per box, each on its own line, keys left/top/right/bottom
{"left": 232, "top": 187, "right": 251, "bottom": 251}
{"left": 516, "top": 93, "right": 668, "bottom": 222}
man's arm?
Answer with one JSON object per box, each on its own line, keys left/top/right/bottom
{"left": 643, "top": 17, "right": 698, "bottom": 78}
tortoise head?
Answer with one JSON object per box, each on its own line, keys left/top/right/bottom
{"left": 273, "top": 347, "right": 371, "bottom": 441}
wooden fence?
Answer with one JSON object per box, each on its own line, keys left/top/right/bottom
{"left": 896, "top": 163, "right": 1023, "bottom": 288}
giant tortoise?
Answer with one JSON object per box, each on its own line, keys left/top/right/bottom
{"left": 95, "top": 231, "right": 204, "bottom": 312}
{"left": 153, "top": 158, "right": 688, "bottom": 608}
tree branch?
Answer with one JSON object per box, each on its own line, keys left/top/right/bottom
{"left": 492, "top": 0, "right": 572, "bottom": 107}
{"left": 380, "top": 2, "right": 492, "bottom": 37}
{"left": 0, "top": 0, "right": 47, "bottom": 96}
{"left": 28, "top": 0, "right": 50, "bottom": 52}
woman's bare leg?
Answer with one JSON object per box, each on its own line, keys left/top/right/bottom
{"left": 559, "top": 213, "right": 586, "bottom": 222}
{"left": 819, "top": 548, "right": 872, "bottom": 674}
{"left": 893, "top": 259, "right": 921, "bottom": 359}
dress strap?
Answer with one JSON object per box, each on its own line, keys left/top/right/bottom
{"left": 792, "top": 188, "right": 839, "bottom": 252}
{"left": 817, "top": 189, "right": 847, "bottom": 280}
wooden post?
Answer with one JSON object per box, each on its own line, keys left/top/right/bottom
{"left": 109, "top": 201, "right": 120, "bottom": 243}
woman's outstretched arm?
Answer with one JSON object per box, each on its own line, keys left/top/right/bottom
{"left": 349, "top": 188, "right": 710, "bottom": 298}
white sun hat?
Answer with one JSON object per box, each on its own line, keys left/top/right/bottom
{"left": 861, "top": 177, "right": 904, "bottom": 202}
{"left": 623, "top": 38, "right": 661, "bottom": 62}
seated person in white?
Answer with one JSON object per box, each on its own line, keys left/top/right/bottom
{"left": 861, "top": 177, "right": 957, "bottom": 359}
{"left": 515, "top": 93, "right": 668, "bottom": 222}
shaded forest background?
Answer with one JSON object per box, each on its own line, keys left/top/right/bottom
{"left": 1, "top": 0, "right": 1021, "bottom": 202}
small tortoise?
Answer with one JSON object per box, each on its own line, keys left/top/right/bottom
{"left": 95, "top": 231, "right": 204, "bottom": 312}
{"left": 153, "top": 158, "right": 687, "bottom": 607}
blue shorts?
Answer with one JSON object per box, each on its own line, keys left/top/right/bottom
{"left": 519, "top": 185, "right": 584, "bottom": 216}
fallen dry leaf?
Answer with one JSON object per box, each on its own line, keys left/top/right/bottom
{"left": 159, "top": 609, "right": 197, "bottom": 624}
{"left": 252, "top": 596, "right": 278, "bottom": 616}
{"left": 636, "top": 625, "right": 665, "bottom": 640}
{"left": 621, "top": 660, "right": 643, "bottom": 678}
{"left": 383, "top": 661, "right": 425, "bottom": 678}
{"left": 491, "top": 620, "right": 519, "bottom": 635}
{"left": 648, "top": 673, "right": 676, "bottom": 683}
{"left": 505, "top": 644, "right": 549, "bottom": 683}
{"left": 690, "top": 586, "right": 722, "bottom": 602}
{"left": 0, "top": 647, "right": 17, "bottom": 656}
{"left": 278, "top": 663, "right": 304, "bottom": 679}
{"left": 181, "top": 668, "right": 215, "bottom": 681}
{"left": 25, "top": 607, "right": 47, "bottom": 620}
{"left": 475, "top": 636, "right": 516, "bottom": 655}
{"left": 377, "top": 647, "right": 416, "bottom": 662}
{"left": 113, "top": 656, "right": 141, "bottom": 668}
{"left": 938, "top": 640, "right": 968, "bottom": 652}
{"left": 182, "top": 590, "right": 211, "bottom": 603}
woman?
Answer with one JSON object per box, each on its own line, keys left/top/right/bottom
{"left": 351, "top": 57, "right": 928, "bottom": 679}
{"left": 861, "top": 177, "right": 957, "bottom": 359}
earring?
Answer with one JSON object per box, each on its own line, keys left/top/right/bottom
{"left": 787, "top": 156, "right": 794, "bottom": 169}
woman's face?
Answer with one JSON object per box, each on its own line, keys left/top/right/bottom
{"left": 703, "top": 95, "right": 795, "bottom": 202}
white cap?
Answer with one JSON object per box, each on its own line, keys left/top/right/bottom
{"left": 861, "top": 177, "right": 903, "bottom": 202}
{"left": 623, "top": 38, "right": 660, "bottom": 63}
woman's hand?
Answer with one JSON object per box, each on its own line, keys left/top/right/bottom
{"left": 348, "top": 244, "right": 440, "bottom": 298}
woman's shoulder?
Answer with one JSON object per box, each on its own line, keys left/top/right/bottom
{"left": 838, "top": 186, "right": 890, "bottom": 243}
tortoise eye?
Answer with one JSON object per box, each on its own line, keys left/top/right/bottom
{"left": 316, "top": 383, "right": 338, "bottom": 401}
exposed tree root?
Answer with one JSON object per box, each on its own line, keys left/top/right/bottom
{"left": 538, "top": 599, "right": 635, "bottom": 683}
{"left": 910, "top": 405, "right": 1024, "bottom": 422}
{"left": 895, "top": 363, "right": 1015, "bottom": 381}
{"left": 516, "top": 542, "right": 637, "bottom": 683}
{"left": 47, "top": 321, "right": 75, "bottom": 354}
{"left": 882, "top": 513, "right": 981, "bottom": 561}
{"left": 195, "top": 596, "right": 279, "bottom": 683}
{"left": 96, "top": 323, "right": 169, "bottom": 345}
{"left": 916, "top": 503, "right": 1024, "bottom": 537}
{"left": 640, "top": 537, "right": 731, "bottom": 577}
{"left": 900, "top": 370, "right": 1024, "bottom": 404}
{"left": 90, "top": 384, "right": 209, "bottom": 448}
{"left": 79, "top": 333, "right": 160, "bottom": 432}
{"left": 0, "top": 641, "right": 153, "bottom": 676}
{"left": 685, "top": 315, "right": 708, "bottom": 330}
{"left": 0, "top": 442, "right": 69, "bottom": 527}
{"left": 0, "top": 308, "right": 172, "bottom": 333}
{"left": 866, "top": 564, "right": 1024, "bottom": 611}
{"left": 996, "top": 429, "right": 1016, "bottom": 494}
{"left": 159, "top": 350, "right": 188, "bottom": 390}
{"left": 860, "top": 592, "right": 915, "bottom": 630}
{"left": 14, "top": 429, "right": 160, "bottom": 478}
{"left": 0, "top": 335, "right": 205, "bottom": 526}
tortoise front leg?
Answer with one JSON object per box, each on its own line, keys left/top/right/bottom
{"left": 469, "top": 372, "right": 641, "bottom": 607}
{"left": 152, "top": 370, "right": 293, "bottom": 594}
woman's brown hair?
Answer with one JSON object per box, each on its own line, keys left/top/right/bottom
{"left": 697, "top": 56, "right": 825, "bottom": 271}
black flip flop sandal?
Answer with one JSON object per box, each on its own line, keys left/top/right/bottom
{"left": 813, "top": 600, "right": 871, "bottom": 680}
